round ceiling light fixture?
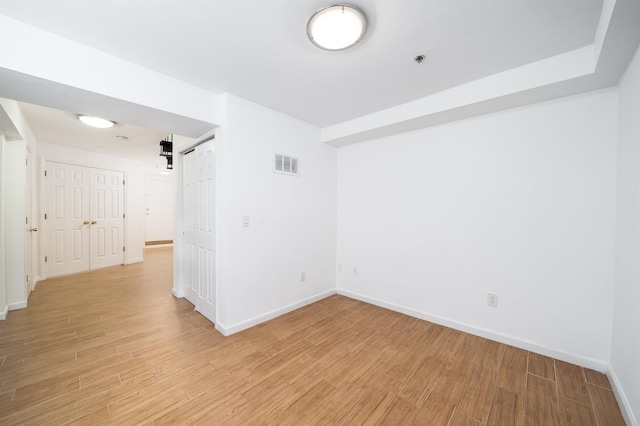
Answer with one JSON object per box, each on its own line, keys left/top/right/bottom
{"left": 77, "top": 114, "right": 116, "bottom": 129}
{"left": 307, "top": 4, "right": 367, "bottom": 51}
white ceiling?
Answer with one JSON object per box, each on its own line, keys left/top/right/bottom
{"left": 17, "top": 102, "right": 170, "bottom": 163}
{"left": 0, "top": 0, "right": 634, "bottom": 160}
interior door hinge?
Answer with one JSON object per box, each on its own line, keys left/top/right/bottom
{"left": 44, "top": 213, "right": 48, "bottom": 220}
{"left": 123, "top": 180, "right": 126, "bottom": 185}
{"left": 44, "top": 170, "right": 47, "bottom": 177}
{"left": 26, "top": 217, "right": 28, "bottom": 224}
{"left": 26, "top": 275, "right": 29, "bottom": 283}
{"left": 45, "top": 256, "right": 48, "bottom": 263}
{"left": 123, "top": 213, "right": 125, "bottom": 219}
{"left": 123, "top": 246, "right": 126, "bottom": 252}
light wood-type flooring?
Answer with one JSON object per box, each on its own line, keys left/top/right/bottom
{"left": 0, "top": 248, "right": 626, "bottom": 425}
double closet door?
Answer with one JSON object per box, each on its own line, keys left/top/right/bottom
{"left": 45, "top": 161, "right": 125, "bottom": 277}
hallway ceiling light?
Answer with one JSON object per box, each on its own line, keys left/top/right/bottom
{"left": 307, "top": 4, "right": 367, "bottom": 51}
{"left": 77, "top": 114, "right": 116, "bottom": 128}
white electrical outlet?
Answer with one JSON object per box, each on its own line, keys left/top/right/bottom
{"left": 301, "top": 271, "right": 306, "bottom": 282}
{"left": 487, "top": 293, "right": 499, "bottom": 308}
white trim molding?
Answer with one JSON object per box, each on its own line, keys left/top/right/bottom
{"left": 215, "top": 289, "right": 336, "bottom": 337}
{"left": 172, "top": 287, "right": 184, "bottom": 299}
{"left": 337, "top": 288, "right": 609, "bottom": 372}
{"left": 8, "top": 301, "right": 27, "bottom": 311}
{"left": 609, "top": 365, "right": 638, "bottom": 426}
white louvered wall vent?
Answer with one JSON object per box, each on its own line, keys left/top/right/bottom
{"left": 273, "top": 153, "right": 299, "bottom": 176}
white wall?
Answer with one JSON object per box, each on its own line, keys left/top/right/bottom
{"left": 0, "top": 131, "right": 6, "bottom": 319}
{"left": 37, "top": 141, "right": 148, "bottom": 266}
{"left": 612, "top": 43, "right": 640, "bottom": 426}
{"left": 215, "top": 94, "right": 337, "bottom": 334}
{"left": 0, "top": 98, "right": 37, "bottom": 311}
{"left": 5, "top": 139, "right": 26, "bottom": 308}
{"left": 337, "top": 88, "right": 618, "bottom": 368}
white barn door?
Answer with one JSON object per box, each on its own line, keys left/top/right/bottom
{"left": 45, "top": 162, "right": 124, "bottom": 277}
{"left": 182, "top": 140, "right": 216, "bottom": 323}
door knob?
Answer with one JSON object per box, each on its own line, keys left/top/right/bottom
{"left": 91, "top": 221, "right": 97, "bottom": 225}
{"left": 83, "top": 221, "right": 90, "bottom": 225}
{"left": 29, "top": 228, "right": 38, "bottom": 232}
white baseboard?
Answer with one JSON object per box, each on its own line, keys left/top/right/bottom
{"left": 8, "top": 301, "right": 27, "bottom": 311}
{"left": 337, "top": 288, "right": 609, "bottom": 372}
{"left": 0, "top": 305, "right": 8, "bottom": 320}
{"left": 125, "top": 257, "right": 144, "bottom": 265}
{"left": 144, "top": 244, "right": 173, "bottom": 249}
{"left": 216, "top": 289, "right": 337, "bottom": 337}
{"left": 609, "top": 364, "right": 638, "bottom": 426}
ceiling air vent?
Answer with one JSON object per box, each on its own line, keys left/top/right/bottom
{"left": 274, "top": 153, "right": 299, "bottom": 176}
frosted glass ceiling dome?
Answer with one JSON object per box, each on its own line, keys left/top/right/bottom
{"left": 77, "top": 114, "right": 115, "bottom": 128}
{"left": 307, "top": 4, "right": 368, "bottom": 51}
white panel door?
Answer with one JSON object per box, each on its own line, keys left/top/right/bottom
{"left": 183, "top": 148, "right": 197, "bottom": 305}
{"left": 182, "top": 141, "right": 216, "bottom": 323}
{"left": 145, "top": 178, "right": 174, "bottom": 243}
{"left": 194, "top": 141, "right": 216, "bottom": 323}
{"left": 89, "top": 168, "right": 124, "bottom": 269}
{"left": 45, "top": 162, "right": 90, "bottom": 276}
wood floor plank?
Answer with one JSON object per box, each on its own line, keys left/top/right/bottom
{"left": 559, "top": 396, "right": 598, "bottom": 426}
{"left": 474, "top": 338, "right": 504, "bottom": 371}
{"left": 457, "top": 364, "right": 497, "bottom": 423}
{"left": 556, "top": 360, "right": 591, "bottom": 405}
{"left": 107, "top": 378, "right": 188, "bottom": 422}
{"left": 62, "top": 406, "right": 111, "bottom": 426}
{"left": 426, "top": 326, "right": 466, "bottom": 362}
{"left": 486, "top": 387, "right": 524, "bottom": 426}
{"left": 375, "top": 395, "right": 418, "bottom": 425}
{"left": 427, "top": 375, "right": 467, "bottom": 407}
{"left": 528, "top": 352, "right": 556, "bottom": 381}
{"left": 286, "top": 380, "right": 364, "bottom": 425}
{"left": 588, "top": 383, "right": 626, "bottom": 426}
{"left": 414, "top": 397, "right": 456, "bottom": 426}
{"left": 334, "top": 388, "right": 394, "bottom": 425}
{"left": 450, "top": 410, "right": 484, "bottom": 426}
{"left": 441, "top": 336, "right": 482, "bottom": 382}
{"left": 398, "top": 355, "right": 443, "bottom": 405}
{"left": 583, "top": 368, "right": 611, "bottom": 389}
{"left": 157, "top": 392, "right": 247, "bottom": 426}
{"left": 525, "top": 374, "right": 561, "bottom": 426}
{"left": 1, "top": 373, "right": 121, "bottom": 425}
{"left": 497, "top": 346, "right": 528, "bottom": 395}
